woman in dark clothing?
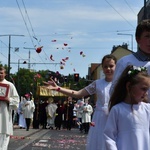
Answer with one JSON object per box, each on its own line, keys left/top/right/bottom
{"left": 55, "top": 100, "right": 64, "bottom": 130}
{"left": 39, "top": 100, "right": 48, "bottom": 129}
{"left": 65, "top": 97, "right": 74, "bottom": 130}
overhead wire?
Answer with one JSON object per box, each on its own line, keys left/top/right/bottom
{"left": 104, "top": 0, "right": 135, "bottom": 28}
{"left": 16, "top": 0, "right": 35, "bottom": 48}
{"left": 0, "top": 39, "right": 8, "bottom": 59}
{"left": 0, "top": 40, "right": 23, "bottom": 61}
{"left": 22, "top": 0, "right": 48, "bottom": 67}
{"left": 0, "top": 40, "right": 25, "bottom": 70}
{"left": 36, "top": 29, "right": 134, "bottom": 37}
{"left": 21, "top": 0, "right": 50, "bottom": 63}
{"left": 16, "top": 0, "right": 51, "bottom": 70}
{"left": 123, "top": 0, "right": 136, "bottom": 15}
{"left": 21, "top": 0, "right": 37, "bottom": 43}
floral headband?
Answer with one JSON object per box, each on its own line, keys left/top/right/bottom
{"left": 128, "top": 66, "right": 147, "bottom": 76}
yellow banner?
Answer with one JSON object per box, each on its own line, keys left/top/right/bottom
{"left": 37, "top": 86, "right": 66, "bottom": 97}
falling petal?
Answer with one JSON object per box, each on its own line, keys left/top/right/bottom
{"left": 50, "top": 55, "right": 55, "bottom": 61}
{"left": 51, "top": 39, "right": 57, "bottom": 42}
{"left": 80, "top": 51, "right": 83, "bottom": 55}
{"left": 56, "top": 71, "right": 60, "bottom": 75}
{"left": 62, "top": 59, "right": 66, "bottom": 62}
{"left": 60, "top": 66, "right": 64, "bottom": 69}
{"left": 36, "top": 46, "right": 43, "bottom": 53}
{"left": 65, "top": 57, "right": 69, "bottom": 60}
{"left": 64, "top": 43, "right": 68, "bottom": 46}
{"left": 34, "top": 73, "right": 41, "bottom": 78}
{"left": 82, "top": 54, "right": 86, "bottom": 57}
{"left": 90, "top": 122, "right": 95, "bottom": 127}
{"left": 60, "top": 61, "right": 65, "bottom": 65}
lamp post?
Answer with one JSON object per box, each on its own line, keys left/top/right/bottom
{"left": 0, "top": 34, "right": 24, "bottom": 81}
{"left": 18, "top": 59, "right": 29, "bottom": 71}
{"left": 23, "top": 47, "right": 35, "bottom": 70}
{"left": 117, "top": 33, "right": 133, "bottom": 51}
{"left": 144, "top": 0, "right": 147, "bottom": 19}
{"left": 17, "top": 59, "right": 29, "bottom": 96}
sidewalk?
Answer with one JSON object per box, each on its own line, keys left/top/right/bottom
{"left": 9, "top": 125, "right": 50, "bottom": 150}
{"left": 11, "top": 125, "right": 42, "bottom": 139}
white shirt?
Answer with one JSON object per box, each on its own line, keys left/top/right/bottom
{"left": 0, "top": 79, "right": 19, "bottom": 135}
{"left": 22, "top": 99, "right": 35, "bottom": 118}
{"left": 110, "top": 54, "right": 150, "bottom": 101}
{"left": 104, "top": 102, "right": 150, "bottom": 150}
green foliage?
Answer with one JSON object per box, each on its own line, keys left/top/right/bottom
{"left": 7, "top": 68, "right": 88, "bottom": 98}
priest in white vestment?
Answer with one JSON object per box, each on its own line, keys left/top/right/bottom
{"left": 0, "top": 67, "right": 19, "bottom": 150}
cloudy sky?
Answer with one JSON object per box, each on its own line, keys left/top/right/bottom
{"left": 0, "top": 0, "right": 144, "bottom": 77}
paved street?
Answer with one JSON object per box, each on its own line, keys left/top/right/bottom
{"left": 8, "top": 126, "right": 87, "bottom": 150}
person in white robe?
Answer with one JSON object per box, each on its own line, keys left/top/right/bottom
{"left": 22, "top": 93, "right": 35, "bottom": 131}
{"left": 17, "top": 97, "right": 26, "bottom": 129}
{"left": 104, "top": 65, "right": 150, "bottom": 150}
{"left": 76, "top": 99, "right": 84, "bottom": 132}
{"left": 0, "top": 66, "right": 19, "bottom": 150}
{"left": 82, "top": 97, "right": 93, "bottom": 134}
{"left": 46, "top": 97, "right": 57, "bottom": 129}
{"left": 110, "top": 19, "right": 150, "bottom": 102}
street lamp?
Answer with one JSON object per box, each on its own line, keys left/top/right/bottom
{"left": 18, "top": 59, "right": 29, "bottom": 71}
{"left": 0, "top": 34, "right": 24, "bottom": 81}
{"left": 17, "top": 59, "right": 29, "bottom": 96}
{"left": 23, "top": 47, "right": 35, "bottom": 70}
{"left": 117, "top": 33, "right": 133, "bottom": 51}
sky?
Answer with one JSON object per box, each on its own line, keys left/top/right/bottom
{"left": 0, "top": 0, "right": 144, "bottom": 78}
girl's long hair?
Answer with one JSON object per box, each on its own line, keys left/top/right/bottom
{"left": 109, "top": 65, "right": 149, "bottom": 111}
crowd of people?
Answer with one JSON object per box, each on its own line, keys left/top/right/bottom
{"left": 0, "top": 19, "right": 149, "bottom": 150}
{"left": 16, "top": 95, "right": 94, "bottom": 134}
{"left": 40, "top": 96, "right": 94, "bottom": 132}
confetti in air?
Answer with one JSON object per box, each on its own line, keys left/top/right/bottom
{"left": 50, "top": 55, "right": 55, "bottom": 61}
{"left": 36, "top": 46, "right": 43, "bottom": 53}
{"left": 64, "top": 43, "right": 68, "bottom": 46}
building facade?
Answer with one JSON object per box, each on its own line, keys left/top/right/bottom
{"left": 138, "top": 0, "right": 150, "bottom": 23}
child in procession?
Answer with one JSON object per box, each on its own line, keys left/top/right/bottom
{"left": 43, "top": 54, "right": 117, "bottom": 150}
{"left": 104, "top": 65, "right": 150, "bottom": 150}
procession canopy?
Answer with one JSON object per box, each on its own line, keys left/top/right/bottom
{"left": 37, "top": 86, "right": 67, "bottom": 97}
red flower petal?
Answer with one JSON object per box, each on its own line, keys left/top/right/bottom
{"left": 62, "top": 59, "right": 66, "bottom": 62}
{"left": 65, "top": 57, "right": 69, "bottom": 60}
{"left": 50, "top": 55, "right": 55, "bottom": 61}
{"left": 60, "top": 66, "right": 64, "bottom": 69}
{"left": 64, "top": 43, "right": 68, "bottom": 46}
{"left": 51, "top": 39, "right": 57, "bottom": 42}
{"left": 90, "top": 122, "right": 95, "bottom": 127}
{"left": 80, "top": 51, "right": 83, "bottom": 55}
{"left": 56, "top": 71, "right": 60, "bottom": 75}
{"left": 36, "top": 46, "right": 43, "bottom": 53}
